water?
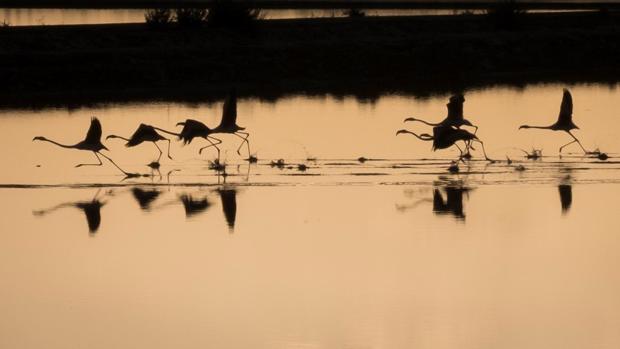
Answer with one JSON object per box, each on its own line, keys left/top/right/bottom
{"left": 2, "top": 83, "right": 620, "bottom": 348}
{"left": 0, "top": 8, "right": 464, "bottom": 26}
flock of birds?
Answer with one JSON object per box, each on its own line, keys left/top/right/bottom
{"left": 33, "top": 88, "right": 609, "bottom": 177}
{"left": 396, "top": 88, "right": 608, "bottom": 172}
{"left": 33, "top": 89, "right": 250, "bottom": 177}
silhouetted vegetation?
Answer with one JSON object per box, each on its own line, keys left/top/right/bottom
{"left": 1, "top": 11, "right": 620, "bottom": 108}
{"left": 206, "top": 0, "right": 262, "bottom": 28}
{"left": 175, "top": 7, "right": 208, "bottom": 27}
{"left": 344, "top": 8, "right": 366, "bottom": 18}
{"left": 144, "top": 8, "right": 173, "bottom": 28}
{"left": 486, "top": 0, "right": 526, "bottom": 30}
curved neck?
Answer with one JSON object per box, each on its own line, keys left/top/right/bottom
{"left": 520, "top": 125, "right": 553, "bottom": 130}
{"left": 107, "top": 135, "right": 130, "bottom": 142}
{"left": 405, "top": 118, "right": 438, "bottom": 127}
{"left": 38, "top": 138, "right": 77, "bottom": 149}
{"left": 152, "top": 127, "right": 180, "bottom": 137}
{"left": 397, "top": 130, "right": 433, "bottom": 141}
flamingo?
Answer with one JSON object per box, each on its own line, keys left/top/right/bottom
{"left": 200, "top": 89, "right": 251, "bottom": 158}
{"left": 404, "top": 94, "right": 478, "bottom": 157}
{"left": 175, "top": 119, "right": 223, "bottom": 159}
{"left": 396, "top": 125, "right": 494, "bottom": 162}
{"left": 32, "top": 117, "right": 135, "bottom": 177}
{"left": 519, "top": 88, "right": 591, "bottom": 154}
{"left": 106, "top": 124, "right": 175, "bottom": 165}
{"left": 404, "top": 94, "right": 478, "bottom": 131}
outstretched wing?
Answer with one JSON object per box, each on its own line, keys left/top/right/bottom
{"left": 557, "top": 89, "right": 573, "bottom": 124}
{"left": 127, "top": 124, "right": 156, "bottom": 146}
{"left": 178, "top": 119, "right": 209, "bottom": 144}
{"left": 217, "top": 90, "right": 238, "bottom": 130}
{"left": 84, "top": 117, "right": 103, "bottom": 143}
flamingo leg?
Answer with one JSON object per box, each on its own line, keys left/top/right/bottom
{"left": 566, "top": 131, "right": 588, "bottom": 154}
{"left": 472, "top": 139, "right": 494, "bottom": 162}
{"left": 234, "top": 132, "right": 250, "bottom": 156}
{"left": 558, "top": 139, "right": 577, "bottom": 154}
{"left": 153, "top": 142, "right": 163, "bottom": 163}
{"left": 198, "top": 136, "right": 222, "bottom": 160}
{"left": 97, "top": 151, "right": 133, "bottom": 176}
{"left": 75, "top": 152, "right": 103, "bottom": 168}
{"left": 165, "top": 139, "right": 173, "bottom": 160}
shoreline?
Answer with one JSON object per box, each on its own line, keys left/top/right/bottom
{"left": 1, "top": 12, "right": 620, "bottom": 108}
{"left": 2, "top": 1, "right": 620, "bottom": 10}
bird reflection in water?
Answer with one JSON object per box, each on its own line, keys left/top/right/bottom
{"left": 179, "top": 193, "right": 211, "bottom": 218}
{"left": 131, "top": 187, "right": 162, "bottom": 211}
{"left": 432, "top": 186, "right": 471, "bottom": 220}
{"left": 32, "top": 190, "right": 106, "bottom": 234}
{"left": 397, "top": 181, "right": 472, "bottom": 221}
{"left": 558, "top": 184, "right": 572, "bottom": 214}
{"left": 218, "top": 187, "right": 237, "bottom": 232}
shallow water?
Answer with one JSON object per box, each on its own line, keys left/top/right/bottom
{"left": 2, "top": 83, "right": 620, "bottom": 348}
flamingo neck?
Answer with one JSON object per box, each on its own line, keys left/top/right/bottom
{"left": 152, "top": 127, "right": 181, "bottom": 137}
{"left": 107, "top": 135, "right": 130, "bottom": 142}
{"left": 38, "top": 138, "right": 77, "bottom": 149}
{"left": 406, "top": 118, "right": 438, "bottom": 127}
{"left": 520, "top": 125, "right": 554, "bottom": 130}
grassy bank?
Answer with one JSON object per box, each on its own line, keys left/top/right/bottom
{"left": 1, "top": 11, "right": 620, "bottom": 107}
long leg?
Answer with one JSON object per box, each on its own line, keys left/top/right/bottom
{"left": 75, "top": 152, "right": 103, "bottom": 168}
{"left": 566, "top": 131, "right": 588, "bottom": 154}
{"left": 472, "top": 139, "right": 494, "bottom": 162}
{"left": 97, "top": 151, "right": 133, "bottom": 176}
{"left": 153, "top": 142, "right": 163, "bottom": 163}
{"left": 234, "top": 132, "right": 250, "bottom": 156}
{"left": 558, "top": 139, "right": 577, "bottom": 154}
{"left": 198, "top": 136, "right": 222, "bottom": 160}
{"left": 165, "top": 139, "right": 173, "bottom": 160}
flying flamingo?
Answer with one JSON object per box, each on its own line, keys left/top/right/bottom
{"left": 404, "top": 94, "right": 478, "bottom": 156}
{"left": 175, "top": 118, "right": 223, "bottom": 159}
{"left": 404, "top": 94, "right": 478, "bottom": 132}
{"left": 200, "top": 89, "right": 251, "bottom": 158}
{"left": 396, "top": 125, "right": 494, "bottom": 162}
{"left": 33, "top": 117, "right": 135, "bottom": 177}
{"left": 519, "top": 88, "right": 591, "bottom": 154}
{"left": 106, "top": 123, "right": 175, "bottom": 165}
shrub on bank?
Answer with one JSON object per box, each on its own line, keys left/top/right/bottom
{"left": 206, "top": 0, "right": 262, "bottom": 28}
{"left": 175, "top": 7, "right": 209, "bottom": 27}
{"left": 144, "top": 8, "right": 172, "bottom": 28}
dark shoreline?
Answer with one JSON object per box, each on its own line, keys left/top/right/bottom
{"left": 2, "top": 1, "right": 620, "bottom": 10}
{"left": 2, "top": 11, "right": 620, "bottom": 109}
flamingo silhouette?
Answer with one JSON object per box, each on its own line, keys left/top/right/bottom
{"left": 519, "top": 89, "right": 591, "bottom": 154}
{"left": 199, "top": 89, "right": 251, "bottom": 158}
{"left": 33, "top": 117, "right": 135, "bottom": 177}
{"left": 175, "top": 119, "right": 223, "bottom": 159}
{"left": 396, "top": 125, "right": 494, "bottom": 162}
{"left": 106, "top": 124, "right": 175, "bottom": 165}
{"left": 404, "top": 94, "right": 478, "bottom": 132}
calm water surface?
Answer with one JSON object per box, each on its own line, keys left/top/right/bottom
{"left": 1, "top": 83, "right": 620, "bottom": 348}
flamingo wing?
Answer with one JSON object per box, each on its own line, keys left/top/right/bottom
{"left": 85, "top": 117, "right": 103, "bottom": 143}
{"left": 557, "top": 89, "right": 573, "bottom": 125}
{"left": 217, "top": 90, "right": 238, "bottom": 130}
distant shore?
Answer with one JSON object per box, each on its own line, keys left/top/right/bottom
{"left": 1, "top": 0, "right": 620, "bottom": 10}
{"left": 1, "top": 11, "right": 620, "bottom": 108}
